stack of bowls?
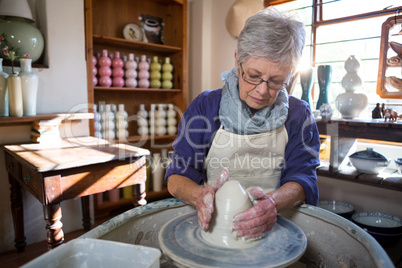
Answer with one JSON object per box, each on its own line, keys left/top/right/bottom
{"left": 351, "top": 212, "right": 402, "bottom": 247}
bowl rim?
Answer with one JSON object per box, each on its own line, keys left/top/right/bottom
{"left": 394, "top": 158, "right": 402, "bottom": 165}
{"left": 351, "top": 211, "right": 402, "bottom": 228}
{"left": 317, "top": 200, "right": 355, "bottom": 210}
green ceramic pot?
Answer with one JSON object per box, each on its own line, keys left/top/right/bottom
{"left": 0, "top": 17, "right": 44, "bottom": 63}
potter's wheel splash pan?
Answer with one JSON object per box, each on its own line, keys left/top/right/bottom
{"left": 158, "top": 211, "right": 307, "bottom": 268}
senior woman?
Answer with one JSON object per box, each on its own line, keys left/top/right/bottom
{"left": 165, "top": 8, "right": 320, "bottom": 240}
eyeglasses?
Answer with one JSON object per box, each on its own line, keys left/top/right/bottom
{"left": 239, "top": 63, "right": 288, "bottom": 91}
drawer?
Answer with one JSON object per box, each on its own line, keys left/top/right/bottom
{"left": 20, "top": 166, "right": 43, "bottom": 201}
{"left": 5, "top": 154, "right": 20, "bottom": 180}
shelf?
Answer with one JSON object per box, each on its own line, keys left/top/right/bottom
{"left": 122, "top": 135, "right": 177, "bottom": 142}
{"left": 0, "top": 113, "right": 94, "bottom": 127}
{"left": 93, "top": 35, "right": 182, "bottom": 54}
{"left": 2, "top": 60, "right": 48, "bottom": 69}
{"left": 316, "top": 118, "right": 402, "bottom": 143}
{"left": 317, "top": 164, "right": 402, "bottom": 192}
{"left": 94, "top": 86, "right": 182, "bottom": 92}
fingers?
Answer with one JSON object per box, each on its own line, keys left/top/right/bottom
{"left": 196, "top": 186, "right": 215, "bottom": 231}
{"left": 215, "top": 168, "right": 229, "bottom": 190}
{"left": 247, "top": 186, "right": 265, "bottom": 202}
{"left": 232, "top": 197, "right": 277, "bottom": 239}
{"left": 233, "top": 198, "right": 275, "bottom": 222}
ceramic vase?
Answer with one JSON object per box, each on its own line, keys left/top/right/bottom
{"left": 108, "top": 189, "right": 120, "bottom": 202}
{"left": 299, "top": 67, "right": 314, "bottom": 107}
{"left": 150, "top": 56, "right": 161, "bottom": 89}
{"left": 0, "top": 16, "right": 44, "bottom": 63}
{"left": 93, "top": 104, "right": 102, "bottom": 138}
{"left": 167, "top": 104, "right": 177, "bottom": 135}
{"left": 0, "top": 58, "right": 9, "bottom": 116}
{"left": 125, "top": 53, "right": 138, "bottom": 88}
{"left": 138, "top": 55, "right": 150, "bottom": 88}
{"left": 152, "top": 153, "right": 164, "bottom": 191}
{"left": 162, "top": 57, "right": 173, "bottom": 89}
{"left": 7, "top": 73, "right": 23, "bottom": 117}
{"left": 98, "top": 50, "right": 112, "bottom": 87}
{"left": 19, "top": 58, "right": 38, "bottom": 116}
{"left": 112, "top": 51, "right": 124, "bottom": 87}
{"left": 148, "top": 104, "right": 156, "bottom": 136}
{"left": 116, "top": 104, "right": 128, "bottom": 140}
{"left": 316, "top": 65, "right": 332, "bottom": 110}
{"left": 137, "top": 104, "right": 149, "bottom": 136}
{"left": 101, "top": 104, "right": 115, "bottom": 140}
{"left": 92, "top": 55, "right": 98, "bottom": 86}
{"left": 335, "top": 56, "right": 367, "bottom": 119}
{"left": 155, "top": 104, "right": 167, "bottom": 136}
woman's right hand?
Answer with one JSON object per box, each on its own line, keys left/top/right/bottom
{"left": 196, "top": 169, "right": 229, "bottom": 231}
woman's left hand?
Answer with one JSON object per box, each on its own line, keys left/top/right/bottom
{"left": 232, "top": 187, "right": 277, "bottom": 240}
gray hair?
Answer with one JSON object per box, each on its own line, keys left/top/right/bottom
{"left": 237, "top": 7, "right": 306, "bottom": 73}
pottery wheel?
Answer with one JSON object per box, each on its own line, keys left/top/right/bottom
{"left": 158, "top": 211, "right": 307, "bottom": 268}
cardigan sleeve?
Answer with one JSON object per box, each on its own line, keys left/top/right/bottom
{"left": 164, "top": 89, "right": 222, "bottom": 185}
{"left": 281, "top": 97, "right": 321, "bottom": 205}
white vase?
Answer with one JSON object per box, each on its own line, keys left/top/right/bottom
{"left": 8, "top": 73, "right": 23, "bottom": 117}
{"left": 167, "top": 104, "right": 177, "bottom": 135}
{"left": 335, "top": 92, "right": 368, "bottom": 119}
{"left": 0, "top": 58, "right": 9, "bottom": 116}
{"left": 335, "top": 55, "right": 367, "bottom": 119}
{"left": 149, "top": 104, "right": 156, "bottom": 136}
{"left": 116, "top": 104, "right": 128, "bottom": 140}
{"left": 19, "top": 58, "right": 39, "bottom": 116}
{"left": 152, "top": 153, "right": 164, "bottom": 192}
{"left": 102, "top": 104, "right": 115, "bottom": 140}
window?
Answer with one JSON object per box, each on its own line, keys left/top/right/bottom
{"left": 272, "top": 0, "right": 402, "bottom": 116}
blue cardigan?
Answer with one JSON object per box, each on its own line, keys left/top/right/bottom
{"left": 165, "top": 88, "right": 321, "bottom": 205}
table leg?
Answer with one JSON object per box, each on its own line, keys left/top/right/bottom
{"left": 133, "top": 182, "right": 147, "bottom": 207}
{"left": 43, "top": 203, "right": 64, "bottom": 250}
{"left": 8, "top": 174, "right": 27, "bottom": 252}
{"left": 81, "top": 196, "right": 91, "bottom": 231}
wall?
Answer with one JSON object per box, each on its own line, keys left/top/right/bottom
{"left": 0, "top": 0, "right": 89, "bottom": 253}
{"left": 188, "top": 0, "right": 237, "bottom": 101}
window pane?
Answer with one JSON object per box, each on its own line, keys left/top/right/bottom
{"left": 321, "top": 0, "right": 401, "bottom": 20}
{"left": 315, "top": 16, "right": 387, "bottom": 44}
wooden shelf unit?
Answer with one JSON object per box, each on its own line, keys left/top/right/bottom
{"left": 84, "top": 0, "right": 188, "bottom": 217}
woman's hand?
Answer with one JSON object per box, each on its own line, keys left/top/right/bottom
{"left": 232, "top": 187, "right": 277, "bottom": 240}
{"left": 196, "top": 169, "right": 229, "bottom": 231}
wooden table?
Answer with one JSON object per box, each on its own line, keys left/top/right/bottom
{"left": 2, "top": 137, "right": 150, "bottom": 252}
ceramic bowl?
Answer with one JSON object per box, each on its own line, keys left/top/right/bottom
{"left": 349, "top": 148, "right": 390, "bottom": 174}
{"left": 317, "top": 200, "right": 355, "bottom": 219}
{"left": 352, "top": 212, "right": 402, "bottom": 234}
{"left": 352, "top": 212, "right": 402, "bottom": 247}
{"left": 394, "top": 158, "right": 402, "bottom": 174}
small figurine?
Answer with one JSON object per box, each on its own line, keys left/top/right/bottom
{"left": 381, "top": 103, "right": 386, "bottom": 118}
{"left": 383, "top": 108, "right": 398, "bottom": 122}
{"left": 372, "top": 103, "right": 382, "bottom": 119}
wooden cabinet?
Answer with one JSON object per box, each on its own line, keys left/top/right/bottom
{"left": 84, "top": 0, "right": 187, "bottom": 217}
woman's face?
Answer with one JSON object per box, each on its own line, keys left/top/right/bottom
{"left": 236, "top": 55, "right": 292, "bottom": 110}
